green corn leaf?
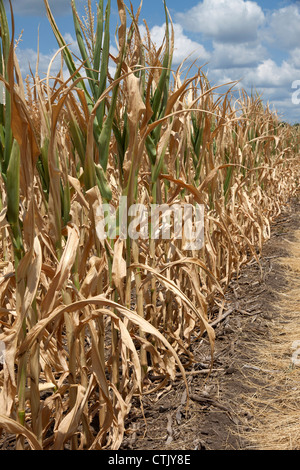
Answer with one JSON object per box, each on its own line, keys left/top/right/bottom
{"left": 62, "top": 178, "right": 71, "bottom": 227}
{"left": 151, "top": 1, "right": 171, "bottom": 123}
{"left": 95, "top": 164, "right": 112, "bottom": 201}
{"left": 113, "top": 109, "right": 129, "bottom": 169}
{"left": 98, "top": 0, "right": 125, "bottom": 172}
{"left": 69, "top": 119, "right": 86, "bottom": 167}
{"left": 95, "top": 0, "right": 111, "bottom": 130}
{"left": 40, "top": 137, "right": 50, "bottom": 192}
{"left": 71, "top": 0, "right": 97, "bottom": 100}
{"left": 98, "top": 0, "right": 111, "bottom": 100}
{"left": 44, "top": 0, "right": 93, "bottom": 108}
{"left": 145, "top": 135, "right": 157, "bottom": 166}
{"left": 0, "top": 0, "right": 12, "bottom": 174}
{"left": 93, "top": 1, "right": 104, "bottom": 77}
{"left": 84, "top": 150, "right": 97, "bottom": 190}
{"left": 0, "top": 1, "right": 10, "bottom": 68}
{"left": 152, "top": 141, "right": 168, "bottom": 183}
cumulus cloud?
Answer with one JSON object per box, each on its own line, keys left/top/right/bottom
{"left": 211, "top": 42, "right": 267, "bottom": 69}
{"left": 63, "top": 32, "right": 81, "bottom": 57}
{"left": 172, "top": 0, "right": 300, "bottom": 122}
{"left": 14, "top": 32, "right": 81, "bottom": 79}
{"left": 289, "top": 48, "right": 300, "bottom": 69}
{"left": 14, "top": 30, "right": 84, "bottom": 79}
{"left": 175, "top": 0, "right": 265, "bottom": 43}
{"left": 15, "top": 32, "right": 120, "bottom": 84}
{"left": 9, "top": 0, "right": 300, "bottom": 123}
{"left": 140, "top": 23, "right": 210, "bottom": 65}
{"left": 15, "top": 47, "right": 62, "bottom": 77}
{"left": 268, "top": 5, "right": 300, "bottom": 50}
{"left": 246, "top": 59, "right": 299, "bottom": 88}
{"left": 208, "top": 58, "right": 299, "bottom": 92}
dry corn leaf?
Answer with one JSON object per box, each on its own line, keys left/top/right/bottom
{"left": 53, "top": 377, "right": 94, "bottom": 450}
{"left": 111, "top": 238, "right": 127, "bottom": 304}
{"left": 133, "top": 263, "right": 215, "bottom": 362}
{"left": 41, "top": 224, "right": 80, "bottom": 317}
{"left": 0, "top": 414, "right": 42, "bottom": 450}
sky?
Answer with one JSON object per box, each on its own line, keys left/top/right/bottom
{"left": 3, "top": 0, "right": 300, "bottom": 123}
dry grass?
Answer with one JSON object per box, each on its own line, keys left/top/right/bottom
{"left": 237, "top": 230, "right": 300, "bottom": 450}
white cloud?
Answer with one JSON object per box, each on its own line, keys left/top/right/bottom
{"left": 175, "top": 0, "right": 265, "bottom": 43}
{"left": 15, "top": 47, "right": 63, "bottom": 78}
{"left": 209, "top": 58, "right": 300, "bottom": 90}
{"left": 246, "top": 59, "right": 299, "bottom": 88}
{"left": 212, "top": 42, "right": 267, "bottom": 69}
{"left": 204, "top": 57, "right": 300, "bottom": 124}
{"left": 10, "top": 1, "right": 300, "bottom": 124}
{"left": 140, "top": 23, "right": 210, "bottom": 66}
{"left": 15, "top": 35, "right": 120, "bottom": 86}
{"left": 172, "top": 0, "right": 300, "bottom": 123}
{"left": 63, "top": 32, "right": 81, "bottom": 57}
{"left": 290, "top": 48, "right": 300, "bottom": 69}
{"left": 269, "top": 5, "right": 300, "bottom": 50}
{"left": 15, "top": 30, "right": 89, "bottom": 79}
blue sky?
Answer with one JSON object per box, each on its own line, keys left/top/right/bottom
{"left": 4, "top": 0, "right": 300, "bottom": 123}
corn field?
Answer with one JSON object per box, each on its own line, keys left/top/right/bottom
{"left": 0, "top": 0, "right": 299, "bottom": 450}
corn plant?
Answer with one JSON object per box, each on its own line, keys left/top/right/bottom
{"left": 0, "top": 0, "right": 299, "bottom": 451}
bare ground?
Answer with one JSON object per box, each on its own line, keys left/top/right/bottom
{"left": 121, "top": 196, "right": 300, "bottom": 451}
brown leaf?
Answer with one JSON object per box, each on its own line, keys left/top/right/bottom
{"left": 0, "top": 414, "right": 42, "bottom": 450}
{"left": 53, "top": 377, "right": 94, "bottom": 450}
{"left": 41, "top": 224, "right": 80, "bottom": 317}
{"left": 112, "top": 238, "right": 127, "bottom": 304}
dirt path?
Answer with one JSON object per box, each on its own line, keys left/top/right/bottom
{"left": 122, "top": 196, "right": 300, "bottom": 451}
